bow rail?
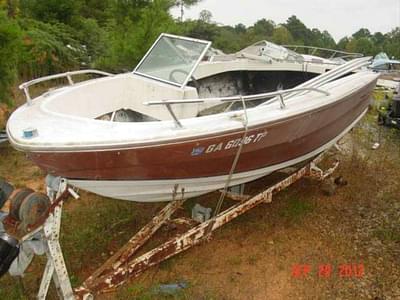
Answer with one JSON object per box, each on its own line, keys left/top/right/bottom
{"left": 19, "top": 69, "right": 114, "bottom": 105}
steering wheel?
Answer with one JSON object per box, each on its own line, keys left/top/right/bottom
{"left": 169, "top": 69, "right": 189, "bottom": 83}
{"left": 169, "top": 69, "right": 200, "bottom": 89}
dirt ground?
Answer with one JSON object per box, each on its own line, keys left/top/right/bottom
{"left": 0, "top": 110, "right": 399, "bottom": 300}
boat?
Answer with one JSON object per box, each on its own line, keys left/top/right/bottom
{"left": 6, "top": 34, "right": 379, "bottom": 202}
{"left": 209, "top": 41, "right": 361, "bottom": 69}
{"left": 371, "top": 52, "right": 400, "bottom": 73}
{"left": 370, "top": 52, "right": 400, "bottom": 90}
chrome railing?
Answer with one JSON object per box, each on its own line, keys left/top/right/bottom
{"left": 283, "top": 45, "right": 363, "bottom": 60}
{"left": 145, "top": 56, "right": 371, "bottom": 128}
{"left": 144, "top": 87, "right": 330, "bottom": 128}
{"left": 19, "top": 69, "right": 114, "bottom": 105}
{"left": 276, "top": 57, "right": 372, "bottom": 102}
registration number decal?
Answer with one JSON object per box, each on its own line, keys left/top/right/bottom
{"left": 191, "top": 131, "right": 268, "bottom": 156}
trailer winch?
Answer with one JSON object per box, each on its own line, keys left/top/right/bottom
{"left": 0, "top": 178, "right": 54, "bottom": 279}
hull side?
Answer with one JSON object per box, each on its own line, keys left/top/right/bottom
{"left": 28, "top": 80, "right": 375, "bottom": 181}
{"left": 69, "top": 108, "right": 368, "bottom": 202}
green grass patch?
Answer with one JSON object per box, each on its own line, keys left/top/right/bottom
{"left": 280, "top": 198, "right": 314, "bottom": 221}
{"left": 59, "top": 195, "right": 140, "bottom": 281}
{"left": 374, "top": 228, "right": 400, "bottom": 243}
{"left": 0, "top": 278, "right": 27, "bottom": 300}
{"left": 118, "top": 282, "right": 192, "bottom": 300}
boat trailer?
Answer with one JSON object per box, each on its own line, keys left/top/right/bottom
{"left": 1, "top": 152, "right": 339, "bottom": 299}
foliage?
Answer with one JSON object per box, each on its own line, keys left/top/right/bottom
{"left": 271, "top": 26, "right": 294, "bottom": 45}
{"left": 284, "top": 15, "right": 313, "bottom": 45}
{"left": 17, "top": 18, "right": 83, "bottom": 78}
{"left": 337, "top": 27, "right": 400, "bottom": 58}
{"left": 20, "top": 0, "right": 80, "bottom": 24}
{"left": 252, "top": 18, "right": 275, "bottom": 37}
{"left": 95, "top": 0, "right": 178, "bottom": 72}
{"left": 0, "top": 10, "right": 21, "bottom": 105}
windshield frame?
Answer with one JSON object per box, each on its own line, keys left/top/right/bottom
{"left": 133, "top": 33, "right": 211, "bottom": 88}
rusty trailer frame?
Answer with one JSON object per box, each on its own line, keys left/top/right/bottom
{"left": 31, "top": 152, "right": 338, "bottom": 300}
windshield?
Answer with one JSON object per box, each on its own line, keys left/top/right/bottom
{"left": 134, "top": 34, "right": 211, "bottom": 87}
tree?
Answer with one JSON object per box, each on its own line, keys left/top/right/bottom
{"left": 383, "top": 27, "right": 400, "bottom": 59}
{"left": 352, "top": 28, "right": 371, "bottom": 39}
{"left": 0, "top": 0, "right": 20, "bottom": 18}
{"left": 173, "top": 0, "right": 203, "bottom": 21}
{"left": 345, "top": 37, "right": 375, "bottom": 56}
{"left": 337, "top": 37, "right": 349, "bottom": 50}
{"left": 78, "top": 0, "right": 112, "bottom": 25}
{"left": 372, "top": 32, "right": 384, "bottom": 45}
{"left": 19, "top": 0, "right": 80, "bottom": 24}
{"left": 183, "top": 19, "right": 218, "bottom": 41}
{"left": 18, "top": 19, "right": 83, "bottom": 77}
{"left": 96, "top": 0, "right": 178, "bottom": 71}
{"left": 309, "top": 28, "right": 336, "bottom": 49}
{"left": 321, "top": 31, "right": 335, "bottom": 48}
{"left": 271, "top": 26, "right": 294, "bottom": 45}
{"left": 214, "top": 26, "right": 244, "bottom": 52}
{"left": 252, "top": 18, "right": 274, "bottom": 37}
{"left": 172, "top": 0, "right": 202, "bottom": 7}
{"left": 234, "top": 23, "right": 246, "bottom": 34}
{"left": 284, "top": 15, "right": 312, "bottom": 45}
{"left": 109, "top": 0, "right": 152, "bottom": 24}
{"left": 199, "top": 9, "right": 212, "bottom": 23}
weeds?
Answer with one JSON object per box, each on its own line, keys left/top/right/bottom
{"left": 0, "top": 278, "right": 27, "bottom": 300}
{"left": 280, "top": 198, "right": 314, "bottom": 221}
{"left": 374, "top": 228, "right": 400, "bottom": 243}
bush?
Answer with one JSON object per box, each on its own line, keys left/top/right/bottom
{"left": 18, "top": 19, "right": 83, "bottom": 78}
{"left": 0, "top": 11, "right": 22, "bottom": 105}
{"left": 95, "top": 0, "right": 178, "bottom": 72}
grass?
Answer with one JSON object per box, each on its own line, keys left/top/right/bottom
{"left": 159, "top": 256, "right": 179, "bottom": 272}
{"left": 279, "top": 198, "right": 314, "bottom": 221}
{"left": 60, "top": 195, "right": 141, "bottom": 281}
{"left": 0, "top": 278, "right": 27, "bottom": 300}
{"left": 226, "top": 256, "right": 242, "bottom": 267}
{"left": 117, "top": 282, "right": 195, "bottom": 300}
{"left": 374, "top": 228, "right": 400, "bottom": 243}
